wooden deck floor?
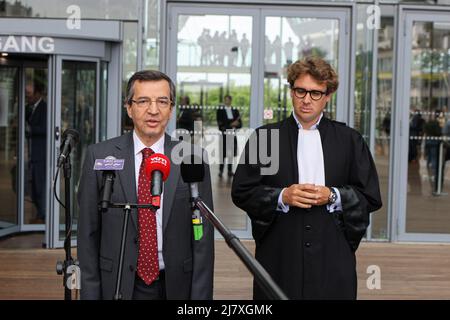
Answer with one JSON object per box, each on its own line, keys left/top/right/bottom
{"left": 1, "top": 234, "right": 450, "bottom": 300}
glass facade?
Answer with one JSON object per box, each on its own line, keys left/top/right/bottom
{"left": 1, "top": 0, "right": 450, "bottom": 243}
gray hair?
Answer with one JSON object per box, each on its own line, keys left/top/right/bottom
{"left": 125, "top": 70, "right": 176, "bottom": 105}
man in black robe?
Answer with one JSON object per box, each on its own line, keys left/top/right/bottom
{"left": 231, "top": 56, "right": 382, "bottom": 300}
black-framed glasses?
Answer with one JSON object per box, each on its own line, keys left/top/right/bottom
{"left": 292, "top": 87, "right": 327, "bottom": 101}
{"left": 130, "top": 97, "right": 172, "bottom": 109}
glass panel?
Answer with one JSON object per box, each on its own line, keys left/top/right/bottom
{"left": 0, "top": 66, "right": 19, "bottom": 231}
{"left": 24, "top": 66, "right": 48, "bottom": 225}
{"left": 143, "top": 0, "right": 160, "bottom": 70}
{"left": 354, "top": 4, "right": 374, "bottom": 142}
{"left": 263, "top": 17, "right": 339, "bottom": 125}
{"left": 372, "top": 13, "right": 395, "bottom": 239}
{"left": 406, "top": 21, "right": 450, "bottom": 234}
{"left": 174, "top": 14, "right": 252, "bottom": 230}
{"left": 60, "top": 60, "right": 96, "bottom": 240}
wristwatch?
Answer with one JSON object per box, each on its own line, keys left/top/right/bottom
{"left": 328, "top": 187, "right": 337, "bottom": 205}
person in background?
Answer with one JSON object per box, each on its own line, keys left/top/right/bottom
{"left": 216, "top": 94, "right": 241, "bottom": 177}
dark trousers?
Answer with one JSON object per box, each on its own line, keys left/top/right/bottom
{"left": 31, "top": 161, "right": 46, "bottom": 220}
{"left": 132, "top": 271, "right": 166, "bottom": 300}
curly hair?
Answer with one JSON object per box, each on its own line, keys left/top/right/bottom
{"left": 287, "top": 56, "right": 339, "bottom": 94}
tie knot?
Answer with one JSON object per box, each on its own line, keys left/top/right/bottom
{"left": 141, "top": 148, "right": 154, "bottom": 160}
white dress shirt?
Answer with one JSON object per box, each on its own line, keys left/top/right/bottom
{"left": 224, "top": 106, "right": 234, "bottom": 120}
{"left": 133, "top": 131, "right": 165, "bottom": 270}
{"left": 277, "top": 113, "right": 342, "bottom": 213}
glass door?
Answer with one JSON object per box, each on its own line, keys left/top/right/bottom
{"left": 0, "top": 59, "right": 49, "bottom": 239}
{"left": 396, "top": 9, "right": 450, "bottom": 241}
{"left": 167, "top": 5, "right": 260, "bottom": 238}
{"left": 51, "top": 56, "right": 99, "bottom": 248}
{"left": 0, "top": 65, "right": 20, "bottom": 237}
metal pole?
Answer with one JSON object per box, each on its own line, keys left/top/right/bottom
{"left": 195, "top": 199, "right": 288, "bottom": 300}
{"left": 436, "top": 141, "right": 444, "bottom": 195}
{"left": 63, "top": 158, "right": 72, "bottom": 300}
{"left": 114, "top": 204, "right": 131, "bottom": 300}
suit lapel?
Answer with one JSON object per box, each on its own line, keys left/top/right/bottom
{"left": 318, "top": 117, "right": 333, "bottom": 186}
{"left": 113, "top": 132, "right": 139, "bottom": 230}
{"left": 162, "top": 134, "right": 180, "bottom": 232}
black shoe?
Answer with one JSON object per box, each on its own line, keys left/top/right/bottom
{"left": 227, "top": 171, "right": 234, "bottom": 177}
{"left": 218, "top": 171, "right": 223, "bottom": 178}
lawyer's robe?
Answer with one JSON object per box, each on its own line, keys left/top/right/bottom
{"left": 232, "top": 115, "right": 382, "bottom": 300}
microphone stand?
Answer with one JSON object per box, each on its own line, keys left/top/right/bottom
{"left": 55, "top": 155, "right": 79, "bottom": 300}
{"left": 102, "top": 202, "right": 159, "bottom": 300}
{"left": 192, "top": 197, "right": 288, "bottom": 300}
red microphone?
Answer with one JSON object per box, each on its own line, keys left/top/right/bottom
{"left": 144, "top": 153, "right": 171, "bottom": 208}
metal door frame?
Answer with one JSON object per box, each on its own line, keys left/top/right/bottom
{"left": 393, "top": 5, "right": 450, "bottom": 242}
{"left": 50, "top": 55, "right": 101, "bottom": 249}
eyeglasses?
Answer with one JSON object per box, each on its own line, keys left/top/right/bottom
{"left": 130, "top": 97, "right": 172, "bottom": 109}
{"left": 292, "top": 87, "right": 327, "bottom": 101}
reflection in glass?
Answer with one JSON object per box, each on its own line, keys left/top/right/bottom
{"left": 175, "top": 14, "right": 252, "bottom": 230}
{"left": 371, "top": 12, "right": 395, "bottom": 239}
{"left": 263, "top": 17, "right": 339, "bottom": 125}
{"left": 24, "top": 67, "right": 48, "bottom": 225}
{"left": 60, "top": 61, "right": 96, "bottom": 240}
{"left": 0, "top": 66, "right": 19, "bottom": 231}
{"left": 406, "top": 21, "right": 450, "bottom": 234}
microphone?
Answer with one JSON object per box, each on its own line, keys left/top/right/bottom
{"left": 93, "top": 156, "right": 125, "bottom": 211}
{"left": 144, "top": 153, "right": 170, "bottom": 208}
{"left": 181, "top": 154, "right": 205, "bottom": 240}
{"left": 58, "top": 129, "right": 80, "bottom": 167}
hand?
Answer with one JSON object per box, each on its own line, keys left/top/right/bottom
{"left": 231, "top": 120, "right": 239, "bottom": 127}
{"left": 282, "top": 184, "right": 319, "bottom": 209}
{"left": 312, "top": 185, "right": 332, "bottom": 206}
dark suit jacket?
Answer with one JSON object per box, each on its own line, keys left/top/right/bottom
{"left": 77, "top": 132, "right": 215, "bottom": 300}
{"left": 231, "top": 115, "right": 382, "bottom": 300}
{"left": 26, "top": 100, "right": 47, "bottom": 164}
{"left": 217, "top": 107, "right": 242, "bottom": 157}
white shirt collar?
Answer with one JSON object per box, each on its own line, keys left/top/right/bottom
{"left": 133, "top": 131, "right": 165, "bottom": 155}
{"left": 33, "top": 98, "right": 42, "bottom": 109}
{"left": 292, "top": 112, "right": 323, "bottom": 130}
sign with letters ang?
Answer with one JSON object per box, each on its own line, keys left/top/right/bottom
{"left": 0, "top": 36, "right": 55, "bottom": 54}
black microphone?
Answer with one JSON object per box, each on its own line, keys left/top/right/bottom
{"left": 100, "top": 156, "right": 116, "bottom": 212}
{"left": 93, "top": 156, "right": 125, "bottom": 211}
{"left": 57, "top": 129, "right": 80, "bottom": 167}
{"left": 181, "top": 154, "right": 205, "bottom": 240}
{"left": 180, "top": 154, "right": 205, "bottom": 195}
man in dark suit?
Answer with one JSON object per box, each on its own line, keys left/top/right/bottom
{"left": 25, "top": 83, "right": 47, "bottom": 224}
{"left": 216, "top": 95, "right": 242, "bottom": 177}
{"left": 231, "top": 56, "right": 382, "bottom": 299}
{"left": 77, "top": 70, "right": 214, "bottom": 300}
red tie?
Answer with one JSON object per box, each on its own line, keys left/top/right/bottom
{"left": 136, "top": 147, "right": 159, "bottom": 285}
